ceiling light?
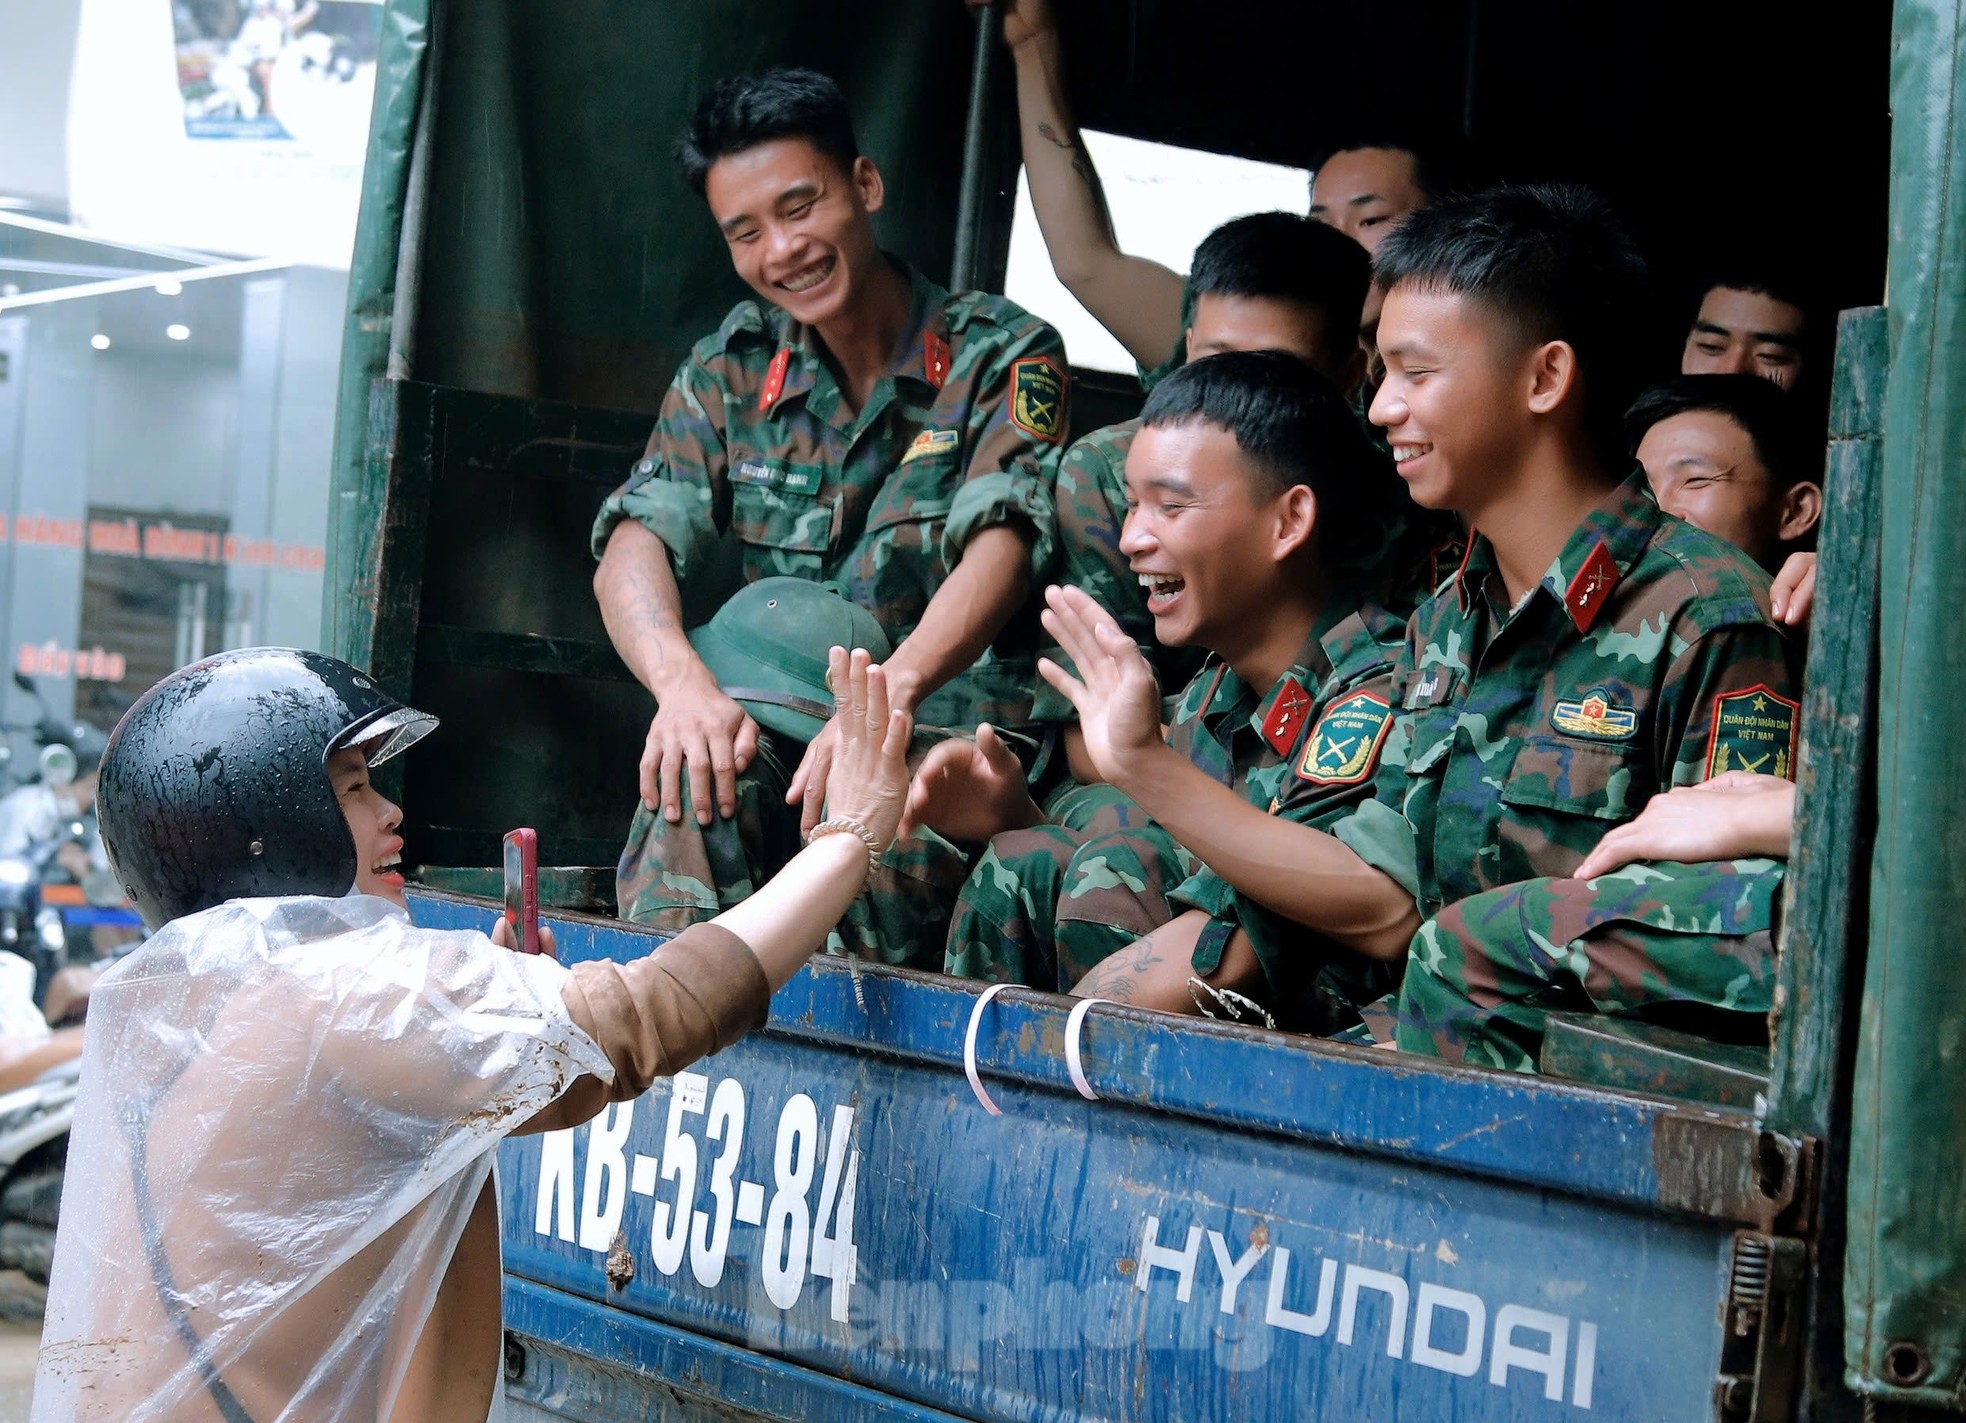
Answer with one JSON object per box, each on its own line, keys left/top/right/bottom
{"left": 166, "top": 323, "right": 190, "bottom": 341}
{"left": 90, "top": 334, "right": 110, "bottom": 351}
{"left": 155, "top": 279, "right": 183, "bottom": 297}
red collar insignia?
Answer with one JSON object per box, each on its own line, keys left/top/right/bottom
{"left": 1260, "top": 677, "right": 1313, "bottom": 756}
{"left": 924, "top": 331, "right": 951, "bottom": 392}
{"left": 757, "top": 347, "right": 792, "bottom": 412}
{"left": 1565, "top": 541, "right": 1620, "bottom": 632}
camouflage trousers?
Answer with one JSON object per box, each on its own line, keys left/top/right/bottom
{"left": 943, "top": 785, "right": 1194, "bottom": 989}
{"left": 613, "top": 731, "right": 970, "bottom": 969}
{"left": 1395, "top": 858, "right": 1784, "bottom": 1072}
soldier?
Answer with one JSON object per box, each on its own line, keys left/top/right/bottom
{"left": 974, "top": 0, "right": 1441, "bottom": 382}
{"left": 913, "top": 354, "right": 1405, "bottom": 1028}
{"left": 1045, "top": 213, "right": 1380, "bottom": 710}
{"left": 1629, "top": 373, "right": 1822, "bottom": 573}
{"left": 1679, "top": 260, "right": 1818, "bottom": 393}
{"left": 590, "top": 69, "right": 1069, "bottom": 960}
{"left": 1070, "top": 185, "right": 1800, "bottom": 1069}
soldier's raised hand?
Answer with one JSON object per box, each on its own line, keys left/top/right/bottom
{"left": 641, "top": 672, "right": 758, "bottom": 826}
{"left": 1037, "top": 584, "right": 1163, "bottom": 787}
{"left": 966, "top": 0, "right": 1053, "bottom": 51}
{"left": 899, "top": 725, "right": 1042, "bottom": 843}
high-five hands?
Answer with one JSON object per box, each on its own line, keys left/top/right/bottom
{"left": 1036, "top": 585, "right": 1165, "bottom": 788}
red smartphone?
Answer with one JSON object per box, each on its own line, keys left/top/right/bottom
{"left": 502, "top": 828, "right": 540, "bottom": 954}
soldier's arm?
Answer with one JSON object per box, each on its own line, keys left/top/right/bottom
{"left": 1046, "top": 585, "right": 1420, "bottom": 959}
{"left": 885, "top": 523, "right": 1034, "bottom": 713}
{"left": 591, "top": 358, "right": 756, "bottom": 822}
{"left": 1652, "top": 619, "right": 1802, "bottom": 790}
{"left": 982, "top": 0, "right": 1187, "bottom": 369}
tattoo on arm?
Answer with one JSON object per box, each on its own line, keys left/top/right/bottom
{"left": 1037, "top": 119, "right": 1076, "bottom": 152}
{"left": 1075, "top": 939, "right": 1168, "bottom": 1005}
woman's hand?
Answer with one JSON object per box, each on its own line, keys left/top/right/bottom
{"left": 1574, "top": 773, "right": 1797, "bottom": 880}
{"left": 821, "top": 646, "right": 914, "bottom": 852}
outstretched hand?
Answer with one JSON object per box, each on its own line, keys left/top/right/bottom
{"left": 1574, "top": 772, "right": 1797, "bottom": 880}
{"left": 1037, "top": 584, "right": 1165, "bottom": 787}
{"left": 819, "top": 647, "right": 915, "bottom": 853}
{"left": 900, "top": 724, "right": 1041, "bottom": 842}
{"left": 966, "top": 0, "right": 1053, "bottom": 50}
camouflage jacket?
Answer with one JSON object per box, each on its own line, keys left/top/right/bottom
{"left": 1170, "top": 602, "right": 1407, "bottom": 922}
{"left": 1334, "top": 470, "right": 1802, "bottom": 920}
{"left": 590, "top": 259, "right": 1069, "bottom": 727}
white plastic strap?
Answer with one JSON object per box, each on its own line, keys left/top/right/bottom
{"left": 962, "top": 982, "right": 1012, "bottom": 1116}
{"left": 1064, "top": 997, "right": 1110, "bottom": 1101}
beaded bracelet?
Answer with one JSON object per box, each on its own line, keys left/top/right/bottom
{"left": 806, "top": 815, "right": 885, "bottom": 869}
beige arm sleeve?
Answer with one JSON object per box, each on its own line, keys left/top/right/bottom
{"left": 516, "top": 923, "right": 772, "bottom": 1134}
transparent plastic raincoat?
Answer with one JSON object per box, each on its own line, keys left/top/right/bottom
{"left": 32, "top": 893, "right": 613, "bottom": 1422}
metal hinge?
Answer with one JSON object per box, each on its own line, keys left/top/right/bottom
{"left": 1714, "top": 1232, "right": 1808, "bottom": 1422}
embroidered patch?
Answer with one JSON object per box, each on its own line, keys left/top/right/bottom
{"left": 900, "top": 428, "right": 961, "bottom": 465}
{"left": 1551, "top": 687, "right": 1639, "bottom": 740}
{"left": 1009, "top": 357, "right": 1066, "bottom": 441}
{"left": 757, "top": 346, "right": 791, "bottom": 412}
{"left": 1260, "top": 677, "right": 1313, "bottom": 757}
{"left": 732, "top": 460, "right": 821, "bottom": 496}
{"left": 1705, "top": 684, "right": 1800, "bottom": 780}
{"left": 1297, "top": 689, "right": 1395, "bottom": 786}
{"left": 1564, "top": 540, "right": 1620, "bottom": 632}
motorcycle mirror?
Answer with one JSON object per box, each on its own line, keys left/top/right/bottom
{"left": 38, "top": 744, "right": 77, "bottom": 789}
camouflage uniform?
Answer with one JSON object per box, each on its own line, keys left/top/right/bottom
{"left": 945, "top": 603, "right": 1403, "bottom": 993}
{"left": 1324, "top": 471, "right": 1801, "bottom": 1064}
{"left": 591, "top": 259, "right": 1069, "bottom": 962}
{"left": 1397, "top": 858, "right": 1784, "bottom": 1071}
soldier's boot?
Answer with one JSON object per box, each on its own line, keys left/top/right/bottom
{"left": 942, "top": 824, "right": 1087, "bottom": 985}
{"left": 1395, "top": 860, "right": 1786, "bottom": 1073}
{"left": 1053, "top": 825, "right": 1196, "bottom": 989}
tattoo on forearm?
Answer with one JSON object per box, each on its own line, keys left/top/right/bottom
{"left": 1077, "top": 940, "right": 1168, "bottom": 1005}
{"left": 1037, "top": 120, "right": 1076, "bottom": 152}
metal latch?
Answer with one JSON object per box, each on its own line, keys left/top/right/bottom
{"left": 1714, "top": 1232, "right": 1807, "bottom": 1422}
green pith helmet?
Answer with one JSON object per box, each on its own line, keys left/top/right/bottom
{"left": 688, "top": 578, "right": 892, "bottom": 742}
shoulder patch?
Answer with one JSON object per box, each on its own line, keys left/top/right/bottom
{"left": 1705, "top": 683, "right": 1800, "bottom": 780}
{"left": 1010, "top": 357, "right": 1066, "bottom": 442}
{"left": 1551, "top": 686, "right": 1639, "bottom": 741}
{"left": 1297, "top": 689, "right": 1394, "bottom": 786}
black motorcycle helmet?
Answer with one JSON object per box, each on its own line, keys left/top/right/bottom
{"left": 97, "top": 649, "right": 437, "bottom": 930}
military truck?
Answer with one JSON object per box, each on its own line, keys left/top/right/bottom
{"left": 327, "top": 1, "right": 1959, "bottom": 1417}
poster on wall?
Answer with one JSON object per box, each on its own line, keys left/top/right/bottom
{"left": 173, "top": 1, "right": 383, "bottom": 149}
{"left": 68, "top": 0, "right": 381, "bottom": 265}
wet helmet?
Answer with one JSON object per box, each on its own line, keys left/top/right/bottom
{"left": 97, "top": 648, "right": 437, "bottom": 930}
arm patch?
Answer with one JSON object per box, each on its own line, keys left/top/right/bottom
{"left": 1297, "top": 689, "right": 1395, "bottom": 786}
{"left": 1704, "top": 683, "right": 1800, "bottom": 780}
{"left": 1009, "top": 357, "right": 1066, "bottom": 442}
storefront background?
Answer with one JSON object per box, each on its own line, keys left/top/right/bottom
{"left": 0, "top": 0, "right": 375, "bottom": 750}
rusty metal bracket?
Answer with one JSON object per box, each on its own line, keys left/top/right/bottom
{"left": 1751, "top": 1129, "right": 1817, "bottom": 1234}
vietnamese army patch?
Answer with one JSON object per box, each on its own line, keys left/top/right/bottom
{"left": 900, "top": 428, "right": 960, "bottom": 465}
{"left": 1296, "top": 689, "right": 1394, "bottom": 786}
{"left": 1705, "top": 684, "right": 1800, "bottom": 780}
{"left": 1010, "top": 357, "right": 1066, "bottom": 442}
{"left": 1551, "top": 687, "right": 1638, "bottom": 740}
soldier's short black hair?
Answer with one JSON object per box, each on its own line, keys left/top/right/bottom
{"left": 1624, "top": 374, "right": 1816, "bottom": 491}
{"left": 675, "top": 68, "right": 860, "bottom": 198}
{"left": 1696, "top": 252, "right": 1817, "bottom": 325}
{"left": 1373, "top": 183, "right": 1649, "bottom": 467}
{"left": 1188, "top": 213, "right": 1371, "bottom": 353}
{"left": 1306, "top": 134, "right": 1464, "bottom": 203}
{"left": 1140, "top": 351, "right": 1398, "bottom": 546}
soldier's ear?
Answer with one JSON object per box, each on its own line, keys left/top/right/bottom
{"left": 1777, "top": 480, "right": 1823, "bottom": 544}
{"left": 1272, "top": 485, "right": 1317, "bottom": 562}
{"left": 852, "top": 156, "right": 886, "bottom": 216}
{"left": 1524, "top": 338, "right": 1579, "bottom": 418}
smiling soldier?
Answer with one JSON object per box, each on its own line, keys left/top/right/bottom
{"left": 591, "top": 68, "right": 1069, "bottom": 960}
